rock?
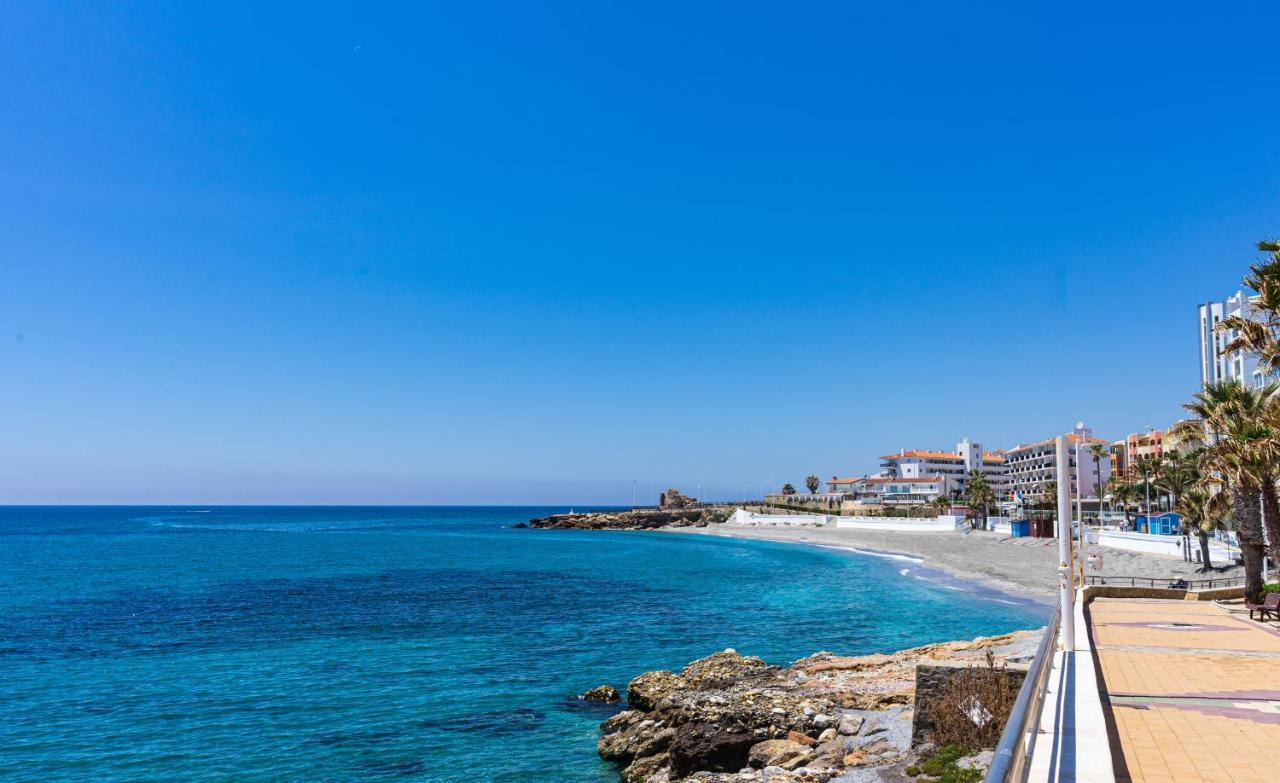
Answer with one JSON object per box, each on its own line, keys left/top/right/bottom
{"left": 603, "top": 710, "right": 642, "bottom": 734}
{"left": 858, "top": 738, "right": 894, "bottom": 756}
{"left": 528, "top": 508, "right": 712, "bottom": 530}
{"left": 596, "top": 629, "right": 1044, "bottom": 782}
{"left": 659, "top": 488, "right": 698, "bottom": 508}
{"left": 959, "top": 749, "right": 995, "bottom": 771}
{"left": 582, "top": 685, "right": 621, "bottom": 702}
{"left": 747, "top": 739, "right": 813, "bottom": 770}
{"left": 809, "top": 740, "right": 845, "bottom": 770}
{"left": 621, "top": 753, "right": 668, "bottom": 783}
{"left": 669, "top": 723, "right": 757, "bottom": 777}
{"left": 628, "top": 670, "right": 685, "bottom": 710}
{"left": 836, "top": 714, "right": 863, "bottom": 736}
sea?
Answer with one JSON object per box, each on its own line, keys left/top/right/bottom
{"left": 0, "top": 506, "right": 1049, "bottom": 782}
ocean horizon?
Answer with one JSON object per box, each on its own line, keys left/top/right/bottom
{"left": 0, "top": 506, "right": 1049, "bottom": 782}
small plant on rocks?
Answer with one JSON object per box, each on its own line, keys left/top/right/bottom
{"left": 904, "top": 744, "right": 983, "bottom": 783}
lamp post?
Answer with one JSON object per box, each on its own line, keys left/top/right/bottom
{"left": 1056, "top": 435, "right": 1075, "bottom": 650}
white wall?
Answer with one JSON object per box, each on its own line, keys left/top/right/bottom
{"left": 834, "top": 515, "right": 963, "bottom": 532}
{"left": 1095, "top": 529, "right": 1235, "bottom": 562}
{"left": 727, "top": 509, "right": 830, "bottom": 527}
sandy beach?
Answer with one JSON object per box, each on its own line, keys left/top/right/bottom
{"left": 661, "top": 524, "right": 1241, "bottom": 599}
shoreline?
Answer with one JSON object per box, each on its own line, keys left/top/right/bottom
{"left": 654, "top": 520, "right": 1239, "bottom": 606}
{"left": 658, "top": 524, "right": 1060, "bottom": 602}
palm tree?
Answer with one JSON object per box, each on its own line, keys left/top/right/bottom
{"left": 965, "top": 470, "right": 995, "bottom": 530}
{"left": 1133, "top": 456, "right": 1163, "bottom": 516}
{"left": 1106, "top": 476, "right": 1138, "bottom": 529}
{"left": 1089, "top": 443, "right": 1108, "bottom": 519}
{"left": 1159, "top": 450, "right": 1200, "bottom": 560}
{"left": 1041, "top": 480, "right": 1057, "bottom": 512}
{"left": 930, "top": 495, "right": 951, "bottom": 518}
{"left": 805, "top": 475, "right": 820, "bottom": 495}
{"left": 1219, "top": 239, "right": 1280, "bottom": 374}
{"left": 1173, "top": 379, "right": 1279, "bottom": 602}
{"left": 1176, "top": 485, "right": 1227, "bottom": 573}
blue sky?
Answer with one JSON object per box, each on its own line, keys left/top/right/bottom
{"left": 2, "top": 2, "right": 1279, "bottom": 504}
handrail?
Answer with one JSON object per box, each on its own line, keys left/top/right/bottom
{"left": 985, "top": 607, "right": 1061, "bottom": 783}
{"left": 1083, "top": 574, "right": 1244, "bottom": 590}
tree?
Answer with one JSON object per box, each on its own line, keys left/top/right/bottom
{"left": 1219, "top": 239, "right": 1280, "bottom": 374}
{"left": 1176, "top": 485, "right": 1227, "bottom": 573}
{"left": 930, "top": 495, "right": 952, "bottom": 518}
{"left": 1133, "top": 456, "right": 1164, "bottom": 515}
{"left": 805, "top": 475, "right": 820, "bottom": 495}
{"left": 1041, "top": 480, "right": 1057, "bottom": 512}
{"left": 1172, "top": 379, "right": 1279, "bottom": 602}
{"left": 1159, "top": 450, "right": 1200, "bottom": 560}
{"left": 1089, "top": 443, "right": 1108, "bottom": 518}
{"left": 1106, "top": 475, "right": 1139, "bottom": 529}
{"left": 965, "top": 470, "right": 995, "bottom": 530}
{"left": 781, "top": 483, "right": 796, "bottom": 495}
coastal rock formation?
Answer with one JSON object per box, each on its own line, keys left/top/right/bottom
{"left": 597, "top": 632, "right": 1041, "bottom": 783}
{"left": 529, "top": 507, "right": 729, "bottom": 530}
{"left": 582, "top": 685, "right": 622, "bottom": 702}
{"left": 659, "top": 488, "right": 698, "bottom": 509}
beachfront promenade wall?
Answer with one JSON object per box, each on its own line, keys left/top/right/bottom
{"left": 834, "top": 515, "right": 963, "bottom": 532}
{"left": 1095, "top": 529, "right": 1235, "bottom": 562}
{"left": 726, "top": 509, "right": 966, "bottom": 531}
{"left": 726, "top": 509, "right": 832, "bottom": 527}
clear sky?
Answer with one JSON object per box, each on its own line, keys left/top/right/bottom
{"left": 2, "top": 2, "right": 1279, "bottom": 504}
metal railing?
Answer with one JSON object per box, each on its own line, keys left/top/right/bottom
{"left": 1083, "top": 574, "right": 1244, "bottom": 590}
{"left": 985, "top": 607, "right": 1061, "bottom": 783}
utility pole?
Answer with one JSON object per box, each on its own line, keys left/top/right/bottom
{"left": 1056, "top": 436, "right": 1076, "bottom": 651}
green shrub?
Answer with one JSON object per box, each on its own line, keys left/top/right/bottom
{"left": 906, "top": 744, "right": 984, "bottom": 782}
{"left": 1263, "top": 583, "right": 1280, "bottom": 594}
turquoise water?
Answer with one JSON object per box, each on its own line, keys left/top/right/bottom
{"left": 0, "top": 507, "right": 1048, "bottom": 782}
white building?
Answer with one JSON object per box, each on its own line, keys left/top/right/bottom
{"left": 1198, "top": 291, "right": 1270, "bottom": 389}
{"left": 878, "top": 438, "right": 1008, "bottom": 497}
{"left": 1004, "top": 423, "right": 1111, "bottom": 504}
{"left": 823, "top": 475, "right": 951, "bottom": 505}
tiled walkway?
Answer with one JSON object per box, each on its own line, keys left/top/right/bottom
{"left": 1089, "top": 598, "right": 1280, "bottom": 782}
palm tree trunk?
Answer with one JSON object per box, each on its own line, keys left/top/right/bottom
{"left": 1234, "top": 489, "right": 1266, "bottom": 603}
{"left": 1198, "top": 531, "right": 1213, "bottom": 573}
{"left": 1261, "top": 479, "right": 1280, "bottom": 575}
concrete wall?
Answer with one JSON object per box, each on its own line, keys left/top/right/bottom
{"left": 1097, "top": 529, "right": 1235, "bottom": 562}
{"left": 727, "top": 509, "right": 831, "bottom": 527}
{"left": 834, "top": 515, "right": 963, "bottom": 532}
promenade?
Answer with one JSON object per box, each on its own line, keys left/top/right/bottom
{"left": 1091, "top": 598, "right": 1280, "bottom": 782}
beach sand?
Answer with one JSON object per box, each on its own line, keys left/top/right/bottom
{"left": 661, "top": 524, "right": 1240, "bottom": 598}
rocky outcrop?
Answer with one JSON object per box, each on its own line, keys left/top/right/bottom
{"left": 529, "top": 507, "right": 729, "bottom": 530}
{"left": 582, "top": 685, "right": 622, "bottom": 702}
{"left": 660, "top": 488, "right": 698, "bottom": 509}
{"left": 597, "top": 631, "right": 1042, "bottom": 783}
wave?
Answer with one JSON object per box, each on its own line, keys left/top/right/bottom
{"left": 812, "top": 544, "right": 924, "bottom": 565}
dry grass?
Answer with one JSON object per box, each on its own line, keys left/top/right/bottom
{"left": 926, "top": 651, "right": 1019, "bottom": 749}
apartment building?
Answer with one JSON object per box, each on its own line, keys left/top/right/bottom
{"left": 878, "top": 438, "right": 1008, "bottom": 496}
{"left": 823, "top": 475, "right": 950, "bottom": 505}
{"left": 1198, "top": 291, "right": 1270, "bottom": 389}
{"left": 1004, "top": 423, "right": 1111, "bottom": 502}
{"left": 1111, "top": 430, "right": 1164, "bottom": 477}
